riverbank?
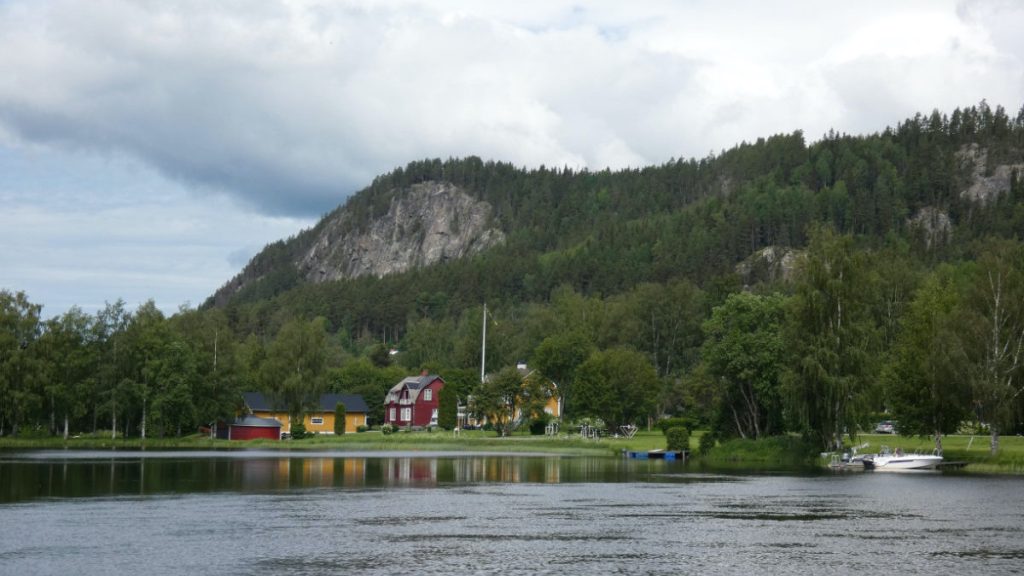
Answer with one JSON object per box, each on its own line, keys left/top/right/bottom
{"left": 5, "top": 430, "right": 1022, "bottom": 474}
{"left": 844, "top": 433, "right": 1024, "bottom": 474}
{"left": 0, "top": 428, "right": 671, "bottom": 457}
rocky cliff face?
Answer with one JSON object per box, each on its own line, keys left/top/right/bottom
{"left": 735, "top": 245, "right": 801, "bottom": 286}
{"left": 211, "top": 181, "right": 505, "bottom": 305}
{"left": 298, "top": 181, "right": 504, "bottom": 282}
{"left": 957, "top": 144, "right": 1024, "bottom": 204}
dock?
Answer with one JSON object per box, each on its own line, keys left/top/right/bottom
{"left": 625, "top": 449, "right": 689, "bottom": 461}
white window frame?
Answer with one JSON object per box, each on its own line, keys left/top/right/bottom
{"left": 310, "top": 416, "right": 324, "bottom": 425}
{"left": 389, "top": 408, "right": 396, "bottom": 422}
{"left": 400, "top": 407, "right": 412, "bottom": 422}
{"left": 424, "top": 389, "right": 432, "bottom": 401}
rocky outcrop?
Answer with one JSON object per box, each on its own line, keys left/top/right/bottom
{"left": 736, "top": 246, "right": 801, "bottom": 286}
{"left": 298, "top": 181, "right": 504, "bottom": 281}
{"left": 210, "top": 181, "right": 505, "bottom": 305}
{"left": 958, "top": 144, "right": 1024, "bottom": 204}
{"left": 908, "top": 207, "right": 952, "bottom": 249}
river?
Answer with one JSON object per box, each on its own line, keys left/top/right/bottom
{"left": 1, "top": 451, "right": 1022, "bottom": 575}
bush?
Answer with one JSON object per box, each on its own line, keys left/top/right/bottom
{"left": 334, "top": 402, "right": 347, "bottom": 435}
{"left": 657, "top": 417, "right": 695, "bottom": 435}
{"left": 356, "top": 425, "right": 368, "bottom": 433}
{"left": 666, "top": 427, "right": 690, "bottom": 451}
{"left": 699, "top": 432, "right": 717, "bottom": 456}
{"left": 704, "top": 436, "right": 818, "bottom": 465}
{"left": 437, "top": 388, "right": 458, "bottom": 430}
{"left": 291, "top": 422, "right": 308, "bottom": 440}
{"left": 381, "top": 423, "right": 396, "bottom": 435}
{"left": 529, "top": 413, "right": 551, "bottom": 436}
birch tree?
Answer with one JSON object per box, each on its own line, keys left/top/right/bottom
{"left": 885, "top": 267, "right": 970, "bottom": 454}
{"left": 0, "top": 290, "right": 43, "bottom": 436}
{"left": 783, "top": 226, "right": 878, "bottom": 450}
{"left": 962, "top": 241, "right": 1024, "bottom": 455}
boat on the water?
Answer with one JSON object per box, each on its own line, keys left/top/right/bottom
{"left": 862, "top": 446, "right": 942, "bottom": 471}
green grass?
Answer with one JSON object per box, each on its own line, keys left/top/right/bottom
{"left": 0, "top": 428, "right": 677, "bottom": 456}
{"left": 701, "top": 435, "right": 819, "bottom": 468}
{"left": 847, "top": 433, "right": 1024, "bottom": 474}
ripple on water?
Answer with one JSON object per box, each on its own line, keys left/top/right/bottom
{"left": 3, "top": 455, "right": 1024, "bottom": 576}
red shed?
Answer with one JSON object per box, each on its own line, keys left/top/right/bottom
{"left": 229, "top": 415, "right": 282, "bottom": 441}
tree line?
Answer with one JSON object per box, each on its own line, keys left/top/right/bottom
{"left": 4, "top": 102, "right": 1024, "bottom": 451}
{"left": 4, "top": 224, "right": 1024, "bottom": 452}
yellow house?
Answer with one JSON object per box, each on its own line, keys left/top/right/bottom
{"left": 463, "top": 364, "right": 561, "bottom": 429}
{"left": 518, "top": 365, "right": 562, "bottom": 420}
{"left": 242, "top": 392, "right": 369, "bottom": 436}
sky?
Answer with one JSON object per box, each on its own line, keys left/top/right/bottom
{"left": 1, "top": 0, "right": 1023, "bottom": 318}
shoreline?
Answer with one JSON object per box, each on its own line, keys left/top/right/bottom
{"left": 3, "top": 431, "right": 1022, "bottom": 475}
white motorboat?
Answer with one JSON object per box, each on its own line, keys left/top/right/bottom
{"left": 862, "top": 446, "right": 943, "bottom": 471}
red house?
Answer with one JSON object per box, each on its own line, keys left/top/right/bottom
{"left": 384, "top": 373, "right": 444, "bottom": 428}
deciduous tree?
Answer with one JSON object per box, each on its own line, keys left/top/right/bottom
{"left": 885, "top": 267, "right": 971, "bottom": 453}
{"left": 702, "top": 292, "right": 786, "bottom": 439}
{"left": 574, "top": 348, "right": 658, "bottom": 432}
{"left": 783, "top": 226, "right": 878, "bottom": 450}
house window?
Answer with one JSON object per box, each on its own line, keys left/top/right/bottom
{"left": 400, "top": 408, "right": 411, "bottom": 421}
{"left": 389, "top": 408, "right": 396, "bottom": 422}
{"left": 310, "top": 417, "right": 324, "bottom": 425}
{"left": 430, "top": 409, "right": 438, "bottom": 425}
{"left": 424, "top": 389, "right": 432, "bottom": 401}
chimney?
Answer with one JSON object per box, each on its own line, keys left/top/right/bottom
{"left": 421, "top": 369, "right": 429, "bottom": 376}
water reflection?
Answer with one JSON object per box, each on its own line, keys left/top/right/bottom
{"left": 3, "top": 452, "right": 1023, "bottom": 575}
{"left": 0, "top": 452, "right": 686, "bottom": 502}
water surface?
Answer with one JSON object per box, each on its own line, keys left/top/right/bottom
{"left": 1, "top": 451, "right": 1021, "bottom": 575}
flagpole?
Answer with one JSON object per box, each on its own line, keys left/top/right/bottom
{"left": 480, "top": 303, "right": 487, "bottom": 383}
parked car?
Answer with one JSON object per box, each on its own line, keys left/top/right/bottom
{"left": 874, "top": 420, "right": 896, "bottom": 434}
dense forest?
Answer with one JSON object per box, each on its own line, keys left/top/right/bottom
{"left": 3, "top": 101, "right": 1024, "bottom": 452}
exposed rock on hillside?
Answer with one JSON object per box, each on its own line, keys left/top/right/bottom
{"left": 299, "top": 181, "right": 504, "bottom": 282}
{"left": 908, "top": 207, "right": 952, "bottom": 249}
{"left": 211, "top": 181, "right": 504, "bottom": 305}
{"left": 958, "top": 144, "right": 1024, "bottom": 204}
{"left": 736, "top": 246, "right": 801, "bottom": 286}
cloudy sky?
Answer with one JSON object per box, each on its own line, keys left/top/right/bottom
{"left": 1, "top": 0, "right": 1022, "bottom": 318}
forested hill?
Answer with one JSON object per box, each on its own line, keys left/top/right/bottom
{"left": 209, "top": 102, "right": 1024, "bottom": 342}
{"left": 7, "top": 101, "right": 1024, "bottom": 446}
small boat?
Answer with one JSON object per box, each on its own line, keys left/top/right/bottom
{"left": 862, "top": 446, "right": 942, "bottom": 471}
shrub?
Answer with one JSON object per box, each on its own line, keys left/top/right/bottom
{"left": 529, "top": 413, "right": 551, "bottom": 436}
{"left": 334, "top": 402, "right": 347, "bottom": 435}
{"left": 437, "top": 388, "right": 458, "bottom": 430}
{"left": 666, "top": 427, "right": 690, "bottom": 451}
{"left": 356, "top": 425, "right": 368, "bottom": 433}
{"left": 291, "top": 422, "right": 308, "bottom": 440}
{"left": 381, "top": 423, "right": 396, "bottom": 435}
{"left": 657, "top": 417, "right": 695, "bottom": 435}
{"left": 699, "top": 432, "right": 717, "bottom": 456}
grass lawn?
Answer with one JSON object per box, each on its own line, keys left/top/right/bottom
{"left": 0, "top": 428, "right": 679, "bottom": 456}
{"left": 6, "top": 429, "right": 1021, "bottom": 474}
